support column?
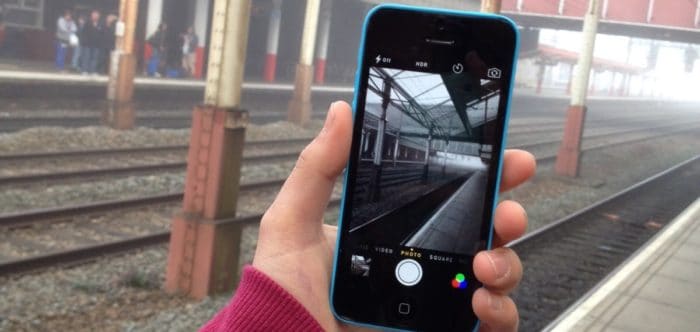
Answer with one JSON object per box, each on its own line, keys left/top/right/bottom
{"left": 263, "top": 0, "right": 282, "bottom": 82}
{"left": 535, "top": 61, "right": 545, "bottom": 95}
{"left": 624, "top": 73, "right": 632, "bottom": 96}
{"left": 193, "top": 0, "right": 211, "bottom": 79}
{"left": 422, "top": 131, "right": 432, "bottom": 183}
{"left": 566, "top": 63, "right": 574, "bottom": 95}
{"left": 104, "top": 0, "right": 138, "bottom": 130}
{"left": 555, "top": 0, "right": 601, "bottom": 177}
{"left": 369, "top": 78, "right": 390, "bottom": 202}
{"left": 616, "top": 72, "right": 626, "bottom": 96}
{"left": 314, "top": 0, "right": 332, "bottom": 84}
{"left": 165, "top": 0, "right": 251, "bottom": 300}
{"left": 608, "top": 71, "right": 616, "bottom": 96}
{"left": 288, "top": 0, "right": 321, "bottom": 125}
{"left": 481, "top": 0, "right": 502, "bottom": 13}
{"left": 144, "top": 0, "right": 163, "bottom": 64}
{"left": 393, "top": 132, "right": 400, "bottom": 167}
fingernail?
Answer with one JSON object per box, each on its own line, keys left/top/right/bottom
{"left": 323, "top": 103, "right": 337, "bottom": 130}
{"left": 486, "top": 250, "right": 511, "bottom": 280}
{"left": 488, "top": 292, "right": 503, "bottom": 311}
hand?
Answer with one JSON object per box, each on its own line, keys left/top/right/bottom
{"left": 253, "top": 101, "right": 536, "bottom": 331}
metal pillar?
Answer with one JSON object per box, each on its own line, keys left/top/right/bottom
{"left": 145, "top": 0, "right": 163, "bottom": 37}
{"left": 288, "top": 0, "right": 321, "bottom": 125}
{"left": 422, "top": 131, "right": 432, "bottom": 183}
{"left": 165, "top": 0, "right": 250, "bottom": 300}
{"left": 393, "top": 132, "right": 400, "bottom": 167}
{"left": 481, "top": 0, "right": 502, "bottom": 13}
{"left": 104, "top": 0, "right": 138, "bottom": 130}
{"left": 608, "top": 71, "right": 616, "bottom": 96}
{"left": 144, "top": 0, "right": 163, "bottom": 70}
{"left": 369, "top": 78, "right": 390, "bottom": 202}
{"left": 566, "top": 63, "right": 574, "bottom": 95}
{"left": 192, "top": 0, "right": 211, "bottom": 79}
{"left": 555, "top": 0, "right": 601, "bottom": 177}
{"left": 624, "top": 74, "right": 632, "bottom": 96}
{"left": 536, "top": 61, "right": 545, "bottom": 95}
{"left": 263, "top": 0, "right": 282, "bottom": 82}
{"left": 314, "top": 0, "right": 332, "bottom": 84}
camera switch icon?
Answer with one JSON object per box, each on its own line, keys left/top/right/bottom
{"left": 487, "top": 67, "right": 502, "bottom": 79}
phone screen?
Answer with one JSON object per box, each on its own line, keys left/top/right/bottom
{"left": 332, "top": 6, "right": 518, "bottom": 331}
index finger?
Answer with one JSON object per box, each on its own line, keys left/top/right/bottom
{"left": 499, "top": 149, "right": 536, "bottom": 193}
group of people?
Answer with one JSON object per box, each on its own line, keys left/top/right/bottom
{"left": 146, "top": 23, "right": 199, "bottom": 78}
{"left": 55, "top": 9, "right": 117, "bottom": 75}
{"left": 55, "top": 10, "right": 200, "bottom": 78}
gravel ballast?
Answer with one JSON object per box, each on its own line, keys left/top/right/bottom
{"left": 1, "top": 119, "right": 700, "bottom": 330}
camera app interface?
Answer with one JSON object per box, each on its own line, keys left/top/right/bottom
{"left": 335, "top": 49, "right": 508, "bottom": 331}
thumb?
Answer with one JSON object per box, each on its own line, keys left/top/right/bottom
{"left": 261, "top": 101, "right": 353, "bottom": 236}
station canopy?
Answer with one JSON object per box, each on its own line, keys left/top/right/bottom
{"left": 365, "top": 67, "right": 499, "bottom": 145}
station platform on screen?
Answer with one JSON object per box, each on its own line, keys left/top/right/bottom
{"left": 547, "top": 197, "right": 700, "bottom": 332}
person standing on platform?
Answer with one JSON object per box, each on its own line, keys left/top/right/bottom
{"left": 100, "top": 14, "right": 118, "bottom": 74}
{"left": 70, "top": 12, "right": 86, "bottom": 72}
{"left": 147, "top": 23, "right": 168, "bottom": 77}
{"left": 80, "top": 10, "right": 103, "bottom": 75}
{"left": 180, "top": 26, "right": 198, "bottom": 77}
{"left": 55, "top": 10, "right": 77, "bottom": 71}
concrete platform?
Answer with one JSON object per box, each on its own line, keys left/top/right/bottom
{"left": 547, "top": 197, "right": 700, "bottom": 332}
{"left": 404, "top": 170, "right": 487, "bottom": 255}
{"left": 0, "top": 68, "right": 674, "bottom": 101}
{"left": 0, "top": 69, "right": 353, "bottom": 93}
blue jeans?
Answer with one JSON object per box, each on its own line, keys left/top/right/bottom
{"left": 81, "top": 47, "right": 101, "bottom": 73}
{"left": 71, "top": 46, "right": 82, "bottom": 69}
{"left": 55, "top": 42, "right": 68, "bottom": 70}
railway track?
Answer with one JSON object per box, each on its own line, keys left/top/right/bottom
{"left": 1, "top": 128, "right": 696, "bottom": 277}
{"left": 0, "top": 153, "right": 300, "bottom": 186}
{"left": 0, "top": 177, "right": 288, "bottom": 229}
{"left": 0, "top": 198, "right": 342, "bottom": 277}
{"left": 0, "top": 112, "right": 328, "bottom": 132}
{"left": 509, "top": 155, "right": 700, "bottom": 331}
{"left": 2, "top": 120, "right": 698, "bottom": 187}
{"left": 0, "top": 137, "right": 310, "bottom": 163}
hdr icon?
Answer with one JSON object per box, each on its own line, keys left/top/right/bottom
{"left": 415, "top": 61, "right": 428, "bottom": 68}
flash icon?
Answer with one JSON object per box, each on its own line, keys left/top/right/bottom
{"left": 375, "top": 55, "right": 382, "bottom": 64}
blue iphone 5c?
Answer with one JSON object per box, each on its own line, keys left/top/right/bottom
{"left": 330, "top": 4, "right": 519, "bottom": 331}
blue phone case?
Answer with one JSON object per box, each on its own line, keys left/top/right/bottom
{"left": 329, "top": 4, "right": 521, "bottom": 331}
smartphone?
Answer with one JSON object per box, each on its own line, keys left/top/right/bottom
{"left": 330, "top": 4, "right": 519, "bottom": 331}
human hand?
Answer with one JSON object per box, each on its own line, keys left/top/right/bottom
{"left": 253, "top": 101, "right": 536, "bottom": 331}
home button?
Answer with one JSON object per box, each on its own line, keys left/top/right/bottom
{"left": 392, "top": 297, "right": 416, "bottom": 319}
{"left": 398, "top": 302, "right": 411, "bottom": 315}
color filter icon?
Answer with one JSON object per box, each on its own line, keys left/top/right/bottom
{"left": 451, "top": 273, "right": 467, "bottom": 289}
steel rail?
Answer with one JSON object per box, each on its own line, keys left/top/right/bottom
{"left": 508, "top": 155, "right": 700, "bottom": 331}
{"left": 0, "top": 178, "right": 287, "bottom": 228}
{"left": 4, "top": 121, "right": 698, "bottom": 187}
{"left": 0, "top": 153, "right": 300, "bottom": 186}
{"left": 0, "top": 137, "right": 311, "bottom": 162}
{"left": 0, "top": 199, "right": 341, "bottom": 277}
{"left": 3, "top": 124, "right": 697, "bottom": 226}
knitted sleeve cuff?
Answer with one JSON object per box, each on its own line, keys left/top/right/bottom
{"left": 199, "top": 265, "right": 324, "bottom": 332}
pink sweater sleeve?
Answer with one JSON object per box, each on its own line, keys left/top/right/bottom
{"left": 199, "top": 265, "right": 324, "bottom": 332}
